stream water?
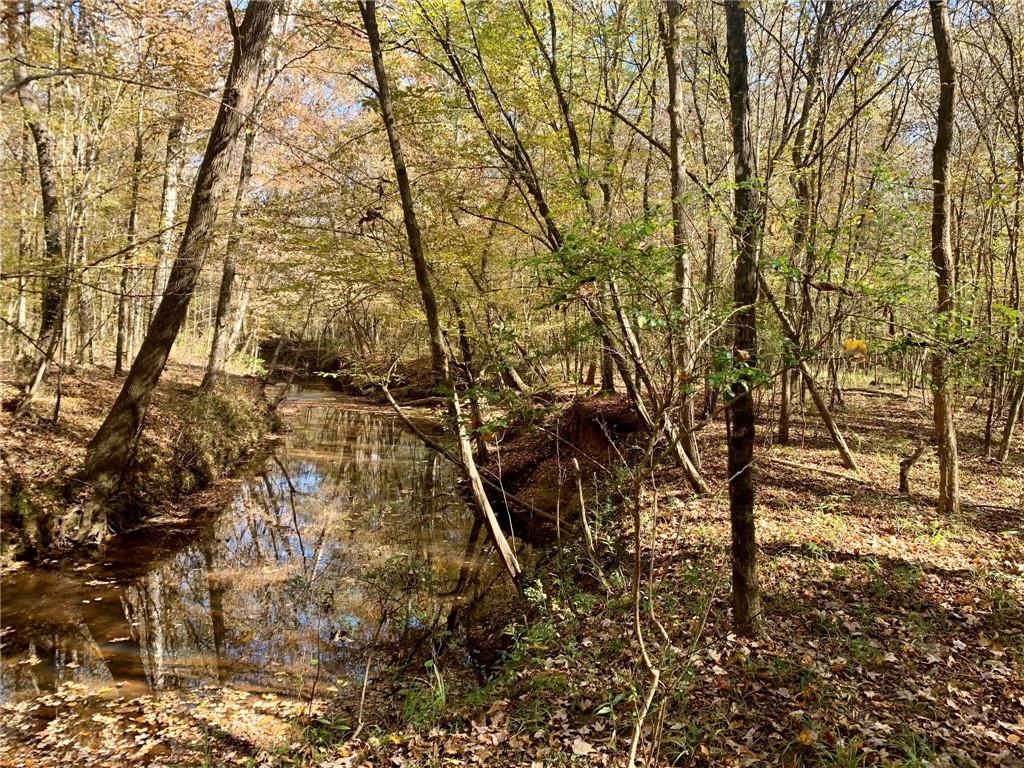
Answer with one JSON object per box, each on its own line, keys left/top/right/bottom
{"left": 0, "top": 383, "right": 516, "bottom": 710}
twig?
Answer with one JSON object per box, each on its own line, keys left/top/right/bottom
{"left": 573, "top": 457, "right": 610, "bottom": 591}
{"left": 351, "top": 652, "right": 374, "bottom": 740}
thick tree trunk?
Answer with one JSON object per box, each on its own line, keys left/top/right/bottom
{"left": 929, "top": 0, "right": 961, "bottom": 516}
{"left": 203, "top": 0, "right": 293, "bottom": 388}
{"left": 81, "top": 1, "right": 279, "bottom": 517}
{"left": 7, "top": 1, "right": 68, "bottom": 419}
{"left": 725, "top": 0, "right": 762, "bottom": 637}
{"left": 360, "top": 0, "right": 446, "bottom": 382}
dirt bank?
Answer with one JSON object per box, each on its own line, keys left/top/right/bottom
{"left": 0, "top": 363, "right": 276, "bottom": 562}
{"left": 479, "top": 393, "right": 643, "bottom": 543}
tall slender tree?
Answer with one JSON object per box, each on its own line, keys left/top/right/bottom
{"left": 6, "top": 0, "right": 67, "bottom": 419}
{"left": 116, "top": 96, "right": 145, "bottom": 375}
{"left": 359, "top": 0, "right": 446, "bottom": 381}
{"left": 659, "top": 0, "right": 699, "bottom": 467}
{"left": 725, "top": 0, "right": 763, "bottom": 637}
{"left": 928, "top": 0, "right": 961, "bottom": 515}
{"left": 148, "top": 112, "right": 186, "bottom": 325}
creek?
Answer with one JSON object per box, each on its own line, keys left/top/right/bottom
{"left": 0, "top": 382, "right": 519, "bottom": 710}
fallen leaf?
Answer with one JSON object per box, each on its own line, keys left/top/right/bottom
{"left": 571, "top": 737, "right": 594, "bottom": 756}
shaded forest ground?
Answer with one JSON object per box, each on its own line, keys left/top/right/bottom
{"left": 0, "top": 363, "right": 274, "bottom": 562}
{"left": 1, "top": 389, "right": 1022, "bottom": 767}
{"left": 324, "top": 391, "right": 1024, "bottom": 768}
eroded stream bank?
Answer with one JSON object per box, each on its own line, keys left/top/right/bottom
{"left": 0, "top": 382, "right": 525, "bottom": 764}
{"left": 1, "top": 364, "right": 274, "bottom": 560}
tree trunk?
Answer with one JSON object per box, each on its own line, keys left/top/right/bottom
{"left": 15, "top": 124, "right": 31, "bottom": 358}
{"left": 779, "top": 1, "right": 833, "bottom": 445}
{"left": 203, "top": 123, "right": 256, "bottom": 388}
{"left": 116, "top": 103, "right": 145, "bottom": 375}
{"left": 760, "top": 277, "right": 860, "bottom": 471}
{"left": 607, "top": 281, "right": 708, "bottom": 493}
{"left": 7, "top": 0, "right": 68, "bottom": 419}
{"left": 360, "top": 0, "right": 521, "bottom": 585}
{"left": 899, "top": 440, "right": 928, "bottom": 494}
{"left": 81, "top": 0, "right": 279, "bottom": 516}
{"left": 928, "top": 0, "right": 961, "bottom": 516}
{"left": 659, "top": 0, "right": 699, "bottom": 467}
{"left": 998, "top": 376, "right": 1024, "bottom": 462}
{"left": 725, "top": 0, "right": 762, "bottom": 637}
{"left": 148, "top": 114, "right": 185, "bottom": 324}
{"left": 360, "top": 0, "right": 446, "bottom": 382}
{"left": 202, "top": 0, "right": 293, "bottom": 388}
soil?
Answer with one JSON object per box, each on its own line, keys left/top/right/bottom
{"left": 480, "top": 393, "right": 643, "bottom": 543}
{"left": 0, "top": 362, "right": 275, "bottom": 563}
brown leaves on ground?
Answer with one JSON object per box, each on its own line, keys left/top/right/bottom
{"left": 0, "top": 682, "right": 313, "bottom": 767}
{"left": 2, "top": 392, "right": 1022, "bottom": 766}
{"left": 325, "top": 392, "right": 1023, "bottom": 767}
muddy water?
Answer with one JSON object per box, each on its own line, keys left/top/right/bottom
{"left": 0, "top": 384, "right": 517, "bottom": 705}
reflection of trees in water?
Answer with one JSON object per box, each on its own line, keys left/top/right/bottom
{"left": 2, "top": 407, "right": 502, "bottom": 702}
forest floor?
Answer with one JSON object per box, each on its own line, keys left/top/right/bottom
{"left": 317, "top": 391, "right": 1024, "bottom": 768}
{"left": 1, "top": 388, "right": 1022, "bottom": 767}
{"left": 0, "top": 362, "right": 274, "bottom": 562}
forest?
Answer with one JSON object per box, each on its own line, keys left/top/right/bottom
{"left": 0, "top": 0, "right": 1022, "bottom": 765}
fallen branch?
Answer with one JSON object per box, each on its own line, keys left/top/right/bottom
{"left": 762, "top": 455, "right": 871, "bottom": 486}
{"left": 845, "top": 387, "right": 909, "bottom": 400}
{"left": 380, "top": 380, "right": 569, "bottom": 529}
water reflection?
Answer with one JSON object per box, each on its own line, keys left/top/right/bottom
{"left": 1, "top": 397, "right": 510, "bottom": 705}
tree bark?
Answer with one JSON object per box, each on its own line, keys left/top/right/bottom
{"left": 148, "top": 114, "right": 186, "bottom": 325}
{"left": 361, "top": 0, "right": 521, "bottom": 584}
{"left": 360, "top": 0, "right": 446, "bottom": 382}
{"left": 606, "top": 282, "right": 707, "bottom": 493}
{"left": 725, "top": 0, "right": 762, "bottom": 637}
{"left": 81, "top": 0, "right": 279, "bottom": 514}
{"left": 203, "top": 1, "right": 295, "bottom": 387}
{"left": 760, "top": 276, "right": 860, "bottom": 472}
{"left": 116, "top": 101, "right": 145, "bottom": 375}
{"left": 899, "top": 440, "right": 928, "bottom": 494}
{"left": 7, "top": 0, "right": 68, "bottom": 419}
{"left": 779, "top": 1, "right": 833, "bottom": 445}
{"left": 203, "top": 123, "right": 256, "bottom": 388}
{"left": 928, "top": 0, "right": 961, "bottom": 516}
{"left": 998, "top": 375, "right": 1024, "bottom": 462}
{"left": 15, "top": 124, "right": 31, "bottom": 357}
{"left": 659, "top": 0, "right": 699, "bottom": 467}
